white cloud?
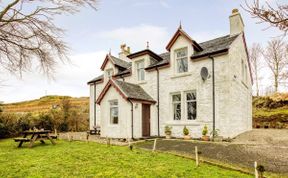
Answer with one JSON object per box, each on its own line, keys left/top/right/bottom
{"left": 0, "top": 51, "right": 106, "bottom": 103}
{"left": 96, "top": 24, "right": 170, "bottom": 53}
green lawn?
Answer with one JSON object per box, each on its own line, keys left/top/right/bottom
{"left": 0, "top": 139, "right": 252, "bottom": 178}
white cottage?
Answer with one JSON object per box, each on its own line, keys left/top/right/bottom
{"left": 87, "top": 9, "right": 252, "bottom": 139}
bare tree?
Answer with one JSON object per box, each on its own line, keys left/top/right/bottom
{"left": 0, "top": 0, "right": 97, "bottom": 78}
{"left": 249, "top": 43, "right": 263, "bottom": 96}
{"left": 264, "top": 39, "right": 287, "bottom": 93}
{"left": 243, "top": 0, "right": 288, "bottom": 36}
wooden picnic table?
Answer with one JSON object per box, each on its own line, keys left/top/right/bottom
{"left": 14, "top": 130, "right": 56, "bottom": 148}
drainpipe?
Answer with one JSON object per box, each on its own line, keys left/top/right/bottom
{"left": 156, "top": 68, "right": 160, "bottom": 137}
{"left": 94, "top": 83, "right": 97, "bottom": 127}
{"left": 128, "top": 99, "right": 134, "bottom": 139}
{"left": 209, "top": 56, "right": 216, "bottom": 141}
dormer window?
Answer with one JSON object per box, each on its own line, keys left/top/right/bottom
{"left": 175, "top": 47, "right": 188, "bottom": 73}
{"left": 106, "top": 69, "right": 114, "bottom": 79}
{"left": 136, "top": 60, "right": 145, "bottom": 81}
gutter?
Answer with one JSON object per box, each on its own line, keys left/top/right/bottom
{"left": 208, "top": 56, "right": 216, "bottom": 141}
{"left": 128, "top": 99, "right": 134, "bottom": 139}
{"left": 156, "top": 68, "right": 160, "bottom": 137}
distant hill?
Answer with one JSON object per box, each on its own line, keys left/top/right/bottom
{"left": 2, "top": 95, "right": 89, "bottom": 113}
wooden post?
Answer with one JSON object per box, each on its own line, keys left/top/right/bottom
{"left": 254, "top": 161, "right": 258, "bottom": 178}
{"left": 153, "top": 139, "right": 157, "bottom": 152}
{"left": 68, "top": 133, "right": 70, "bottom": 141}
{"left": 86, "top": 132, "right": 89, "bottom": 143}
{"left": 195, "top": 146, "right": 199, "bottom": 167}
{"left": 106, "top": 137, "right": 110, "bottom": 146}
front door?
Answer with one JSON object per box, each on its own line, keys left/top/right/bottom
{"left": 142, "top": 104, "right": 150, "bottom": 137}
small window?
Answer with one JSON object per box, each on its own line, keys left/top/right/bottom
{"left": 136, "top": 60, "right": 145, "bottom": 81}
{"left": 172, "top": 94, "right": 181, "bottom": 120}
{"left": 175, "top": 47, "right": 188, "bottom": 73}
{"left": 110, "top": 100, "right": 118, "bottom": 124}
{"left": 106, "top": 69, "right": 114, "bottom": 79}
{"left": 186, "top": 91, "right": 196, "bottom": 120}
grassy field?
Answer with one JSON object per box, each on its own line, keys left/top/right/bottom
{"left": 0, "top": 139, "right": 252, "bottom": 178}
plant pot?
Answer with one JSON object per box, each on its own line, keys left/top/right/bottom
{"left": 183, "top": 135, "right": 191, "bottom": 140}
{"left": 165, "top": 134, "right": 172, "bottom": 139}
{"left": 201, "top": 135, "right": 209, "bottom": 141}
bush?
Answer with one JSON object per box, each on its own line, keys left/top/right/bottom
{"left": 202, "top": 125, "right": 208, "bottom": 136}
{"left": 183, "top": 126, "right": 189, "bottom": 136}
{"left": 164, "top": 126, "right": 172, "bottom": 135}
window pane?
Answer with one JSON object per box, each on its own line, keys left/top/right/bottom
{"left": 176, "top": 48, "right": 187, "bottom": 58}
{"left": 187, "top": 102, "right": 196, "bottom": 120}
{"left": 177, "top": 58, "right": 188, "bottom": 73}
{"left": 174, "top": 103, "right": 181, "bottom": 120}
{"left": 187, "top": 92, "right": 196, "bottom": 100}
{"left": 110, "top": 101, "right": 118, "bottom": 124}
{"left": 173, "top": 94, "right": 181, "bottom": 101}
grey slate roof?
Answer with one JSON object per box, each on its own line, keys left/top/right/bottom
{"left": 191, "top": 34, "right": 239, "bottom": 59}
{"left": 145, "top": 34, "right": 239, "bottom": 69}
{"left": 110, "top": 55, "right": 131, "bottom": 69}
{"left": 114, "top": 80, "right": 155, "bottom": 102}
{"left": 87, "top": 74, "right": 103, "bottom": 84}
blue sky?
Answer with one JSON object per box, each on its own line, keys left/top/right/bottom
{"left": 0, "top": 0, "right": 284, "bottom": 103}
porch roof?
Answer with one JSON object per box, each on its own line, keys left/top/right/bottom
{"left": 96, "top": 79, "right": 156, "bottom": 104}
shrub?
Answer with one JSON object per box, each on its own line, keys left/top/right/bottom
{"left": 183, "top": 126, "right": 189, "bottom": 136}
{"left": 202, "top": 125, "right": 208, "bottom": 136}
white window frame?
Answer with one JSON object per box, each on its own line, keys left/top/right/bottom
{"left": 172, "top": 93, "right": 181, "bottom": 120}
{"left": 185, "top": 91, "right": 197, "bottom": 120}
{"left": 106, "top": 69, "right": 114, "bottom": 79}
{"left": 136, "top": 60, "right": 145, "bottom": 81}
{"left": 109, "top": 100, "right": 118, "bottom": 124}
{"left": 175, "top": 47, "right": 188, "bottom": 73}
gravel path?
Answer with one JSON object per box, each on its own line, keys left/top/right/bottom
{"left": 136, "top": 129, "right": 288, "bottom": 174}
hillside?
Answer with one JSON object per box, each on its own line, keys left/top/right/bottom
{"left": 253, "top": 93, "right": 288, "bottom": 129}
{"left": 2, "top": 95, "right": 89, "bottom": 113}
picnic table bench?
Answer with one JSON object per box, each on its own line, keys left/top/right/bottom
{"left": 14, "top": 130, "right": 56, "bottom": 148}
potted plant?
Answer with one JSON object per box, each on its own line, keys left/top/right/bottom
{"left": 183, "top": 126, "right": 190, "bottom": 140}
{"left": 201, "top": 125, "right": 209, "bottom": 141}
{"left": 164, "top": 126, "right": 172, "bottom": 139}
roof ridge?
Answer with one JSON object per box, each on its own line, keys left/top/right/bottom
{"left": 198, "top": 34, "right": 239, "bottom": 45}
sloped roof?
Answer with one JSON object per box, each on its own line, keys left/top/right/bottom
{"left": 191, "top": 34, "right": 239, "bottom": 59}
{"left": 166, "top": 27, "right": 203, "bottom": 52}
{"left": 145, "top": 34, "right": 240, "bottom": 70}
{"left": 145, "top": 52, "right": 170, "bottom": 70}
{"left": 87, "top": 74, "right": 103, "bottom": 84}
{"left": 100, "top": 54, "right": 131, "bottom": 70}
{"left": 110, "top": 56, "right": 131, "bottom": 69}
{"left": 96, "top": 79, "right": 156, "bottom": 104}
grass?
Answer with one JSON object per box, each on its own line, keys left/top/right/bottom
{"left": 253, "top": 107, "right": 288, "bottom": 117}
{"left": 0, "top": 139, "right": 252, "bottom": 178}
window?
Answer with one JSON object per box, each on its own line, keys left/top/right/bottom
{"left": 172, "top": 94, "right": 181, "bottom": 120}
{"left": 136, "top": 60, "right": 145, "bottom": 81}
{"left": 110, "top": 100, "right": 118, "bottom": 124}
{"left": 175, "top": 47, "right": 188, "bottom": 73}
{"left": 186, "top": 91, "right": 196, "bottom": 120}
{"left": 106, "top": 69, "right": 114, "bottom": 79}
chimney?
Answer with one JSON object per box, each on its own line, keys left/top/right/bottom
{"left": 229, "top": 9, "right": 244, "bottom": 36}
{"left": 118, "top": 44, "right": 131, "bottom": 62}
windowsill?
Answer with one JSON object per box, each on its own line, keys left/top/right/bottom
{"left": 136, "top": 80, "right": 147, "bottom": 85}
{"left": 165, "top": 120, "right": 212, "bottom": 126}
{"left": 108, "top": 124, "right": 119, "bottom": 127}
{"left": 170, "top": 72, "right": 192, "bottom": 79}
